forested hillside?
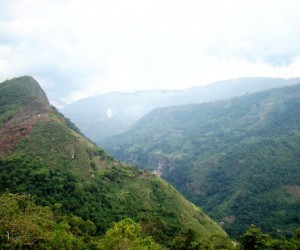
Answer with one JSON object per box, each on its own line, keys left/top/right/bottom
{"left": 0, "top": 76, "right": 231, "bottom": 249}
{"left": 103, "top": 83, "right": 300, "bottom": 239}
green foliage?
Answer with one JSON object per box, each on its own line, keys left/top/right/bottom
{"left": 0, "top": 153, "right": 228, "bottom": 248}
{"left": 241, "top": 225, "right": 271, "bottom": 250}
{"left": 0, "top": 193, "right": 89, "bottom": 249}
{"left": 172, "top": 229, "right": 233, "bottom": 250}
{"left": 0, "top": 193, "right": 166, "bottom": 249}
{"left": 104, "top": 83, "right": 300, "bottom": 239}
{"left": 2, "top": 193, "right": 228, "bottom": 249}
{"left": 97, "top": 218, "right": 161, "bottom": 250}
{"left": 241, "top": 225, "right": 300, "bottom": 250}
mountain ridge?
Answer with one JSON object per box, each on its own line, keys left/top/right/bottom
{"left": 61, "top": 77, "right": 300, "bottom": 143}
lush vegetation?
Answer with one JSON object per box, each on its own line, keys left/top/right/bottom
{"left": 103, "top": 83, "right": 300, "bottom": 239}
{"left": 0, "top": 153, "right": 230, "bottom": 248}
{"left": 2, "top": 192, "right": 299, "bottom": 249}
{"left": 0, "top": 193, "right": 162, "bottom": 249}
{"left": 0, "top": 76, "right": 231, "bottom": 249}
{"left": 240, "top": 224, "right": 300, "bottom": 250}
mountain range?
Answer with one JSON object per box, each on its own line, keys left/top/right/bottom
{"left": 103, "top": 82, "right": 300, "bottom": 239}
{"left": 61, "top": 77, "right": 300, "bottom": 143}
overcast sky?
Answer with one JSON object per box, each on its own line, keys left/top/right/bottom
{"left": 0, "top": 0, "right": 300, "bottom": 106}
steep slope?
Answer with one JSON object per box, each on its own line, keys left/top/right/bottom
{"left": 104, "top": 83, "right": 300, "bottom": 239}
{"left": 0, "top": 76, "right": 51, "bottom": 158}
{"left": 0, "top": 76, "right": 230, "bottom": 248}
{"left": 61, "top": 77, "right": 300, "bottom": 143}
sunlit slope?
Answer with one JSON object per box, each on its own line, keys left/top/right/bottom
{"left": 0, "top": 76, "right": 230, "bottom": 248}
{"left": 104, "top": 83, "right": 300, "bottom": 238}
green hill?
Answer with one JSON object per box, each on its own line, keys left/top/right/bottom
{"left": 103, "top": 83, "right": 300, "bottom": 239}
{"left": 0, "top": 76, "right": 230, "bottom": 249}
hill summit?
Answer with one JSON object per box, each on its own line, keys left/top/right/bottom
{"left": 0, "top": 76, "right": 51, "bottom": 158}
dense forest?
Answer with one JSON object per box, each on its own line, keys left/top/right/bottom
{"left": 1, "top": 192, "right": 300, "bottom": 249}
{"left": 104, "top": 83, "right": 300, "bottom": 240}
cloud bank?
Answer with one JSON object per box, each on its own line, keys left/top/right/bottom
{"left": 0, "top": 0, "right": 300, "bottom": 105}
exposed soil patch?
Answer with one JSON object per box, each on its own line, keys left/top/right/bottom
{"left": 224, "top": 215, "right": 235, "bottom": 224}
{"left": 0, "top": 105, "right": 49, "bottom": 158}
{"left": 283, "top": 185, "right": 300, "bottom": 197}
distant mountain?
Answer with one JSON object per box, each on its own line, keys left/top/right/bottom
{"left": 0, "top": 76, "right": 230, "bottom": 249}
{"left": 61, "top": 77, "right": 300, "bottom": 143}
{"left": 103, "top": 82, "right": 300, "bottom": 239}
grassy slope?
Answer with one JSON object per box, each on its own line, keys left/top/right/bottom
{"left": 0, "top": 76, "right": 229, "bottom": 248}
{"left": 104, "top": 83, "right": 300, "bottom": 239}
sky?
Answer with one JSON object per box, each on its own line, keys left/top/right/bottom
{"left": 0, "top": 0, "right": 300, "bottom": 106}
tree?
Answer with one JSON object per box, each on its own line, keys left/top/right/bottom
{"left": 97, "top": 218, "right": 161, "bottom": 250}
{"left": 0, "top": 193, "right": 87, "bottom": 249}
{"left": 241, "top": 224, "right": 271, "bottom": 250}
{"left": 0, "top": 193, "right": 53, "bottom": 248}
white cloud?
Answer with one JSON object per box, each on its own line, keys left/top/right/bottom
{"left": 0, "top": 0, "right": 300, "bottom": 104}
